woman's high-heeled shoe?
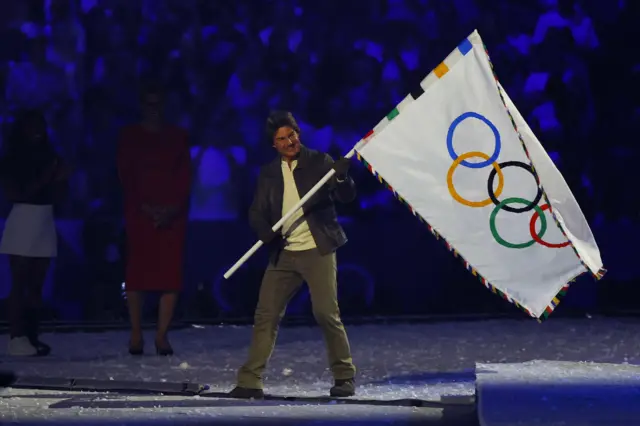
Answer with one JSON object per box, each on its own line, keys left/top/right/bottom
{"left": 25, "top": 309, "right": 51, "bottom": 357}
{"left": 155, "top": 339, "right": 173, "bottom": 356}
{"left": 128, "top": 339, "right": 144, "bottom": 356}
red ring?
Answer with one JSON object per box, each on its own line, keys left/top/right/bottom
{"left": 529, "top": 204, "right": 570, "bottom": 248}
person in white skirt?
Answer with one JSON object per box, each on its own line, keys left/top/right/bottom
{"left": 0, "top": 110, "right": 70, "bottom": 356}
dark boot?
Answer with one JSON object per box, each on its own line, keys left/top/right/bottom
{"left": 330, "top": 378, "right": 355, "bottom": 397}
{"left": 25, "top": 308, "right": 50, "bottom": 357}
{"left": 228, "top": 386, "right": 265, "bottom": 399}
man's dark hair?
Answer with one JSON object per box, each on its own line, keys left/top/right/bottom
{"left": 265, "top": 111, "right": 301, "bottom": 143}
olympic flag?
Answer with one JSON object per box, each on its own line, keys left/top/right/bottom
{"left": 355, "top": 30, "right": 605, "bottom": 319}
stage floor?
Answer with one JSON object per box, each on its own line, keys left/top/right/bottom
{"left": 0, "top": 317, "right": 639, "bottom": 425}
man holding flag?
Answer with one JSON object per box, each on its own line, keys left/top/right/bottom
{"left": 229, "top": 111, "right": 357, "bottom": 399}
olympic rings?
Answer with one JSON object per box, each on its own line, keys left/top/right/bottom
{"left": 447, "top": 151, "right": 504, "bottom": 208}
{"left": 490, "top": 197, "right": 547, "bottom": 249}
{"left": 445, "top": 111, "right": 570, "bottom": 250}
{"left": 487, "top": 161, "right": 543, "bottom": 213}
{"left": 447, "top": 112, "right": 501, "bottom": 168}
{"left": 529, "top": 204, "right": 571, "bottom": 248}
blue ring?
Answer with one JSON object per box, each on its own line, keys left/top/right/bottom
{"left": 446, "top": 112, "right": 501, "bottom": 169}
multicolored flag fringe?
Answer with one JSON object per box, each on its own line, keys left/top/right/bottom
{"left": 354, "top": 30, "right": 605, "bottom": 320}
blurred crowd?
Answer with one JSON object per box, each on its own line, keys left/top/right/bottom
{"left": 0, "top": 0, "right": 638, "bottom": 222}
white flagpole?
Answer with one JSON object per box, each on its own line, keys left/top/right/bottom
{"left": 223, "top": 146, "right": 360, "bottom": 279}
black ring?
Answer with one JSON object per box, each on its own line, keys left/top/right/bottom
{"left": 487, "top": 161, "right": 543, "bottom": 213}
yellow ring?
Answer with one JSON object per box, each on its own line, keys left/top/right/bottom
{"left": 447, "top": 151, "right": 504, "bottom": 208}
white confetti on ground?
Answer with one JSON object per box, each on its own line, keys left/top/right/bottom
{"left": 0, "top": 317, "right": 638, "bottom": 424}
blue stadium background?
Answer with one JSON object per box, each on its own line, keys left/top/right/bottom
{"left": 0, "top": 0, "right": 637, "bottom": 323}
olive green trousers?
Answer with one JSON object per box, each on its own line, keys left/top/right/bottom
{"left": 237, "top": 248, "right": 356, "bottom": 389}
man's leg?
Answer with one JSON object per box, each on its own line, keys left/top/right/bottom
{"left": 235, "top": 251, "right": 303, "bottom": 392}
{"left": 298, "top": 249, "right": 356, "bottom": 396}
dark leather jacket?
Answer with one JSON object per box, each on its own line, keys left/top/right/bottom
{"left": 249, "top": 146, "right": 356, "bottom": 256}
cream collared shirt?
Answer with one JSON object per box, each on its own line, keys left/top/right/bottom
{"left": 280, "top": 159, "right": 317, "bottom": 251}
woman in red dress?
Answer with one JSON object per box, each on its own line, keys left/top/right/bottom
{"left": 117, "top": 83, "right": 191, "bottom": 356}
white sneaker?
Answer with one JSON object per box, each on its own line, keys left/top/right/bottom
{"left": 7, "top": 337, "right": 37, "bottom": 356}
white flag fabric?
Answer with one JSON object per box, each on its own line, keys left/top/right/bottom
{"left": 355, "top": 30, "right": 605, "bottom": 319}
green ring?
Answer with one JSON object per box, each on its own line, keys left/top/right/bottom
{"left": 490, "top": 197, "right": 547, "bottom": 249}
